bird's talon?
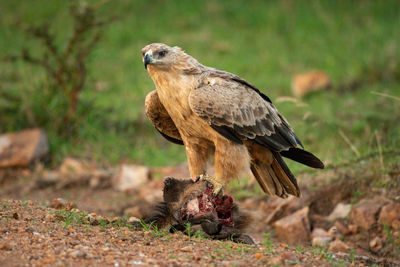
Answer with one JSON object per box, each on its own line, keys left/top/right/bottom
{"left": 199, "top": 175, "right": 224, "bottom": 197}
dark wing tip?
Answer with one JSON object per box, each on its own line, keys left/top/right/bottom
{"left": 280, "top": 148, "right": 324, "bottom": 169}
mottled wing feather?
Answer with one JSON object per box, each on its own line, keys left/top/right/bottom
{"left": 145, "top": 90, "right": 183, "bottom": 145}
{"left": 189, "top": 73, "right": 300, "bottom": 152}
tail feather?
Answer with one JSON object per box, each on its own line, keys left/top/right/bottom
{"left": 280, "top": 148, "right": 324, "bottom": 169}
{"left": 251, "top": 152, "right": 300, "bottom": 198}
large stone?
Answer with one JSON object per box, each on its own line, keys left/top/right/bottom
{"left": 328, "top": 239, "right": 350, "bottom": 253}
{"left": 311, "top": 228, "right": 332, "bottom": 247}
{"left": 327, "top": 203, "right": 351, "bottom": 221}
{"left": 59, "top": 158, "right": 86, "bottom": 176}
{"left": 137, "top": 179, "right": 163, "bottom": 203}
{"left": 378, "top": 202, "right": 400, "bottom": 230}
{"left": 112, "top": 165, "right": 151, "bottom": 192}
{"left": 274, "top": 206, "right": 310, "bottom": 244}
{"left": 264, "top": 196, "right": 304, "bottom": 224}
{"left": 311, "top": 228, "right": 330, "bottom": 239}
{"left": 0, "top": 129, "right": 48, "bottom": 168}
{"left": 312, "top": 236, "right": 331, "bottom": 247}
{"left": 350, "top": 198, "right": 389, "bottom": 229}
{"left": 292, "top": 71, "right": 331, "bottom": 98}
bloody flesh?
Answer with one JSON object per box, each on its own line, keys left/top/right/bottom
{"left": 181, "top": 185, "right": 234, "bottom": 227}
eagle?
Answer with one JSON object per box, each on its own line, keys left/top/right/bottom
{"left": 142, "top": 43, "right": 324, "bottom": 198}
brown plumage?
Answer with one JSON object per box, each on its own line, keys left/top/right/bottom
{"left": 142, "top": 43, "right": 324, "bottom": 198}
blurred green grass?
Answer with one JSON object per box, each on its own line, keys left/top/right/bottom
{"left": 0, "top": 0, "right": 399, "bottom": 170}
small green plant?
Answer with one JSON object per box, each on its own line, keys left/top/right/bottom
{"left": 138, "top": 220, "right": 168, "bottom": 237}
{"left": 55, "top": 209, "right": 88, "bottom": 227}
{"left": 185, "top": 222, "right": 193, "bottom": 239}
{"left": 384, "top": 224, "right": 393, "bottom": 244}
{"left": 295, "top": 246, "right": 305, "bottom": 254}
{"left": 150, "top": 225, "right": 168, "bottom": 238}
{"left": 262, "top": 233, "right": 273, "bottom": 253}
{"left": 138, "top": 219, "right": 151, "bottom": 231}
{"left": 99, "top": 218, "right": 108, "bottom": 228}
{"left": 349, "top": 248, "right": 355, "bottom": 264}
{"left": 193, "top": 230, "right": 206, "bottom": 239}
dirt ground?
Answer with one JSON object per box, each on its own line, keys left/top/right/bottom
{"left": 1, "top": 164, "right": 399, "bottom": 266}
{"left": 0, "top": 200, "right": 360, "bottom": 267}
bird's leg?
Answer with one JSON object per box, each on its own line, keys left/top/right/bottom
{"left": 184, "top": 142, "right": 209, "bottom": 181}
{"left": 209, "top": 139, "right": 250, "bottom": 196}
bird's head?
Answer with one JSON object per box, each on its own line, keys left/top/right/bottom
{"left": 141, "top": 43, "right": 199, "bottom": 71}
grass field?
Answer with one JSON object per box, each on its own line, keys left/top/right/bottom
{"left": 0, "top": 0, "right": 399, "bottom": 172}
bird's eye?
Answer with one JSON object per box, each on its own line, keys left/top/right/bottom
{"left": 158, "top": 50, "right": 167, "bottom": 57}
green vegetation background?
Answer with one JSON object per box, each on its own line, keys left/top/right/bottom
{"left": 0, "top": 0, "right": 399, "bottom": 172}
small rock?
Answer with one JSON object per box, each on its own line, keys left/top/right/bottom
{"left": 369, "top": 236, "right": 383, "bottom": 251}
{"left": 263, "top": 196, "right": 304, "bottom": 224}
{"left": 69, "top": 240, "right": 80, "bottom": 246}
{"left": 327, "top": 203, "right": 351, "bottom": 221}
{"left": 328, "top": 239, "right": 350, "bottom": 253}
{"left": 311, "top": 228, "right": 330, "bottom": 239}
{"left": 34, "top": 171, "right": 60, "bottom": 189}
{"left": 137, "top": 179, "right": 164, "bottom": 203}
{"left": 89, "top": 169, "right": 113, "bottom": 189}
{"left": 70, "top": 249, "right": 87, "bottom": 259}
{"left": 334, "top": 221, "right": 351, "bottom": 235}
{"left": 112, "top": 165, "right": 151, "bottom": 192}
{"left": 0, "top": 128, "right": 48, "bottom": 168}
{"left": 87, "top": 214, "right": 99, "bottom": 225}
{"left": 0, "top": 242, "right": 12, "bottom": 251}
{"left": 50, "top": 198, "right": 76, "bottom": 211}
{"left": 45, "top": 214, "right": 56, "bottom": 222}
{"left": 274, "top": 206, "right": 310, "bottom": 244}
{"left": 350, "top": 198, "right": 389, "bottom": 229}
{"left": 59, "top": 157, "right": 86, "bottom": 176}
{"left": 269, "top": 252, "right": 298, "bottom": 265}
{"left": 180, "top": 245, "right": 193, "bottom": 252}
{"left": 292, "top": 71, "right": 330, "bottom": 98}
{"left": 378, "top": 202, "right": 400, "bottom": 230}
{"left": 254, "top": 253, "right": 263, "bottom": 259}
{"left": 312, "top": 237, "right": 331, "bottom": 247}
{"left": 124, "top": 206, "right": 143, "bottom": 218}
{"left": 127, "top": 216, "right": 140, "bottom": 223}
{"left": 348, "top": 224, "right": 358, "bottom": 234}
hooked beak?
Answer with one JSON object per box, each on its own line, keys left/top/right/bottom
{"left": 144, "top": 53, "right": 154, "bottom": 69}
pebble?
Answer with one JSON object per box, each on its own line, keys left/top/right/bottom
{"left": 0, "top": 242, "right": 12, "bottom": 251}
{"left": 369, "top": 237, "right": 383, "bottom": 251}
{"left": 312, "top": 237, "right": 331, "bottom": 247}
{"left": 253, "top": 253, "right": 263, "bottom": 259}
{"left": 70, "top": 249, "right": 87, "bottom": 259}
{"left": 180, "top": 245, "right": 193, "bottom": 252}
{"left": 348, "top": 224, "right": 358, "bottom": 234}
{"left": 328, "top": 239, "right": 350, "bottom": 253}
{"left": 128, "top": 216, "right": 140, "bottom": 223}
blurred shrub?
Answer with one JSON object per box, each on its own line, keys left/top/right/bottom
{"left": 1, "top": 1, "right": 115, "bottom": 137}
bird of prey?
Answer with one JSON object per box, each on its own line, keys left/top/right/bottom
{"left": 142, "top": 43, "right": 324, "bottom": 198}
